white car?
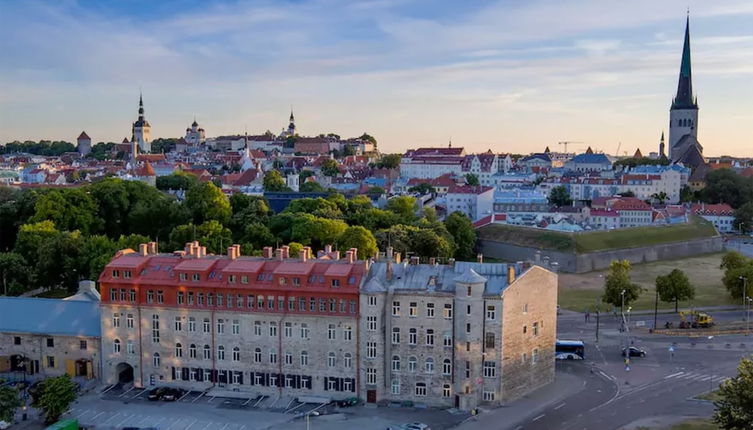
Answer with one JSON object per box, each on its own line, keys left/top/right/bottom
{"left": 0, "top": 420, "right": 12, "bottom": 430}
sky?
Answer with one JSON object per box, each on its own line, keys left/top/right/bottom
{"left": 0, "top": 0, "right": 752, "bottom": 156}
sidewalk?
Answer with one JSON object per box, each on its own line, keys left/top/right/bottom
{"left": 456, "top": 371, "right": 583, "bottom": 429}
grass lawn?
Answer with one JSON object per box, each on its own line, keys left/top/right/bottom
{"left": 558, "top": 253, "right": 737, "bottom": 312}
{"left": 665, "top": 419, "right": 719, "bottom": 430}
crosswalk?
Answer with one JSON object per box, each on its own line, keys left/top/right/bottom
{"left": 662, "top": 371, "right": 729, "bottom": 384}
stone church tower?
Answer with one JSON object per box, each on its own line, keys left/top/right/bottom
{"left": 131, "top": 93, "right": 152, "bottom": 153}
{"left": 668, "top": 16, "right": 699, "bottom": 161}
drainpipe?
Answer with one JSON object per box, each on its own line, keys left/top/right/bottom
{"left": 137, "top": 302, "right": 144, "bottom": 387}
{"left": 211, "top": 304, "right": 216, "bottom": 389}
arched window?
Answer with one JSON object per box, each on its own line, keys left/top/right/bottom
{"left": 392, "top": 355, "right": 401, "bottom": 371}
{"left": 343, "top": 352, "right": 352, "bottom": 368}
{"left": 425, "top": 357, "right": 434, "bottom": 373}
{"left": 408, "top": 356, "right": 417, "bottom": 372}
{"left": 189, "top": 344, "right": 197, "bottom": 359}
{"left": 203, "top": 344, "right": 211, "bottom": 360}
{"left": 300, "top": 351, "right": 308, "bottom": 366}
{"left": 328, "top": 352, "right": 336, "bottom": 367}
{"left": 232, "top": 346, "right": 240, "bottom": 362}
{"left": 415, "top": 382, "right": 427, "bottom": 396}
{"left": 153, "top": 352, "right": 160, "bottom": 367}
{"left": 175, "top": 343, "right": 183, "bottom": 358}
{"left": 113, "top": 339, "right": 121, "bottom": 354}
{"left": 443, "top": 358, "right": 452, "bottom": 375}
{"left": 217, "top": 345, "right": 225, "bottom": 360}
{"left": 254, "top": 348, "right": 262, "bottom": 363}
{"left": 443, "top": 384, "right": 451, "bottom": 398}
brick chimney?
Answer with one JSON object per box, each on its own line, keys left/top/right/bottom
{"left": 228, "top": 246, "right": 237, "bottom": 260}
{"left": 325, "top": 244, "right": 333, "bottom": 254}
{"left": 410, "top": 256, "right": 419, "bottom": 265}
{"left": 147, "top": 242, "right": 157, "bottom": 254}
{"left": 233, "top": 244, "right": 241, "bottom": 258}
{"left": 299, "top": 249, "right": 308, "bottom": 263}
{"left": 275, "top": 248, "right": 284, "bottom": 261}
{"left": 263, "top": 246, "right": 273, "bottom": 259}
{"left": 139, "top": 243, "right": 148, "bottom": 256}
{"left": 477, "top": 253, "right": 483, "bottom": 263}
{"left": 346, "top": 249, "right": 356, "bottom": 264}
{"left": 303, "top": 246, "right": 312, "bottom": 260}
{"left": 281, "top": 245, "right": 290, "bottom": 259}
{"left": 507, "top": 265, "right": 516, "bottom": 284}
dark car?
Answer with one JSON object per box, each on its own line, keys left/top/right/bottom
{"left": 160, "top": 387, "right": 185, "bottom": 401}
{"left": 147, "top": 387, "right": 168, "bottom": 401}
{"left": 622, "top": 346, "right": 647, "bottom": 357}
{"left": 336, "top": 397, "right": 359, "bottom": 407}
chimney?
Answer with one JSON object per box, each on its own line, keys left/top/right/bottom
{"left": 410, "top": 256, "right": 419, "bottom": 265}
{"left": 275, "top": 248, "right": 284, "bottom": 261}
{"left": 228, "top": 247, "right": 237, "bottom": 260}
{"left": 477, "top": 253, "right": 483, "bottom": 263}
{"left": 281, "top": 245, "right": 290, "bottom": 259}
{"left": 534, "top": 251, "right": 541, "bottom": 264}
{"left": 429, "top": 257, "right": 436, "bottom": 266}
{"left": 350, "top": 248, "right": 359, "bottom": 261}
{"left": 507, "top": 265, "right": 516, "bottom": 284}
{"left": 233, "top": 244, "right": 241, "bottom": 257}
{"left": 394, "top": 252, "right": 401, "bottom": 264}
{"left": 324, "top": 244, "right": 333, "bottom": 254}
{"left": 174, "top": 250, "right": 187, "bottom": 257}
{"left": 550, "top": 261, "right": 559, "bottom": 273}
{"left": 263, "top": 246, "right": 273, "bottom": 259}
{"left": 386, "top": 260, "right": 393, "bottom": 281}
{"left": 198, "top": 246, "right": 206, "bottom": 258}
{"left": 332, "top": 251, "right": 340, "bottom": 260}
{"left": 448, "top": 258, "right": 455, "bottom": 267}
{"left": 147, "top": 241, "right": 157, "bottom": 254}
{"left": 185, "top": 242, "right": 194, "bottom": 256}
{"left": 386, "top": 246, "right": 394, "bottom": 261}
{"left": 346, "top": 249, "right": 356, "bottom": 264}
{"left": 139, "top": 243, "right": 148, "bottom": 256}
{"left": 299, "top": 249, "right": 308, "bottom": 263}
{"left": 303, "top": 246, "right": 313, "bottom": 260}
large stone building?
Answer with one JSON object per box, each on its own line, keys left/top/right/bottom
{"left": 359, "top": 252, "right": 557, "bottom": 410}
{"left": 131, "top": 93, "right": 152, "bottom": 154}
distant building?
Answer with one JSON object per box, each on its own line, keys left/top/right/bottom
{"left": 691, "top": 203, "right": 736, "bottom": 233}
{"left": 131, "top": 93, "right": 152, "bottom": 153}
{"left": 77, "top": 131, "right": 92, "bottom": 156}
{"left": 564, "top": 149, "right": 611, "bottom": 172}
{"left": 446, "top": 184, "right": 494, "bottom": 221}
{"left": 493, "top": 189, "right": 549, "bottom": 214}
{"left": 400, "top": 147, "right": 466, "bottom": 179}
{"left": 669, "top": 16, "right": 703, "bottom": 167}
{"left": 185, "top": 119, "right": 206, "bottom": 146}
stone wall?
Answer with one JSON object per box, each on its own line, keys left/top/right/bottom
{"left": 479, "top": 236, "right": 723, "bottom": 273}
{"left": 0, "top": 332, "right": 100, "bottom": 379}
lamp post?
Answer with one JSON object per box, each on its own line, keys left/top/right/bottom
{"left": 654, "top": 287, "right": 659, "bottom": 330}
{"left": 741, "top": 277, "right": 748, "bottom": 319}
{"left": 746, "top": 296, "right": 752, "bottom": 337}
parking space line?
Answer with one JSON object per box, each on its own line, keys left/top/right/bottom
{"left": 220, "top": 423, "right": 230, "bottom": 430}
{"left": 74, "top": 409, "right": 91, "bottom": 418}
{"left": 532, "top": 414, "right": 545, "bottom": 421}
{"left": 192, "top": 391, "right": 205, "bottom": 403}
{"left": 119, "top": 386, "right": 136, "bottom": 398}
{"left": 101, "top": 413, "right": 120, "bottom": 424}
{"left": 207, "top": 395, "right": 216, "bottom": 403}
{"left": 131, "top": 388, "right": 148, "bottom": 399}
{"left": 554, "top": 402, "right": 566, "bottom": 410}
{"left": 90, "top": 411, "right": 105, "bottom": 421}
{"left": 184, "top": 418, "right": 199, "bottom": 430}
{"left": 115, "top": 413, "right": 133, "bottom": 427}
{"left": 178, "top": 390, "right": 192, "bottom": 401}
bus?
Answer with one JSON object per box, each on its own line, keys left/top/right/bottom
{"left": 555, "top": 340, "right": 585, "bottom": 360}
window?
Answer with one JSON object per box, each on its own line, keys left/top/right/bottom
{"left": 483, "top": 361, "right": 496, "bottom": 378}
{"left": 217, "top": 345, "right": 225, "bottom": 360}
{"left": 300, "top": 323, "right": 309, "bottom": 339}
{"left": 112, "top": 314, "right": 120, "bottom": 328}
{"left": 247, "top": 295, "right": 254, "bottom": 308}
{"left": 187, "top": 292, "right": 194, "bottom": 305}
{"left": 319, "top": 298, "right": 325, "bottom": 312}
{"left": 392, "top": 301, "right": 400, "bottom": 316}
{"left": 180, "top": 273, "right": 187, "bottom": 281}
{"left": 483, "top": 391, "right": 496, "bottom": 401}
{"left": 110, "top": 289, "right": 117, "bottom": 301}
{"left": 532, "top": 348, "right": 539, "bottom": 364}
{"left": 533, "top": 322, "right": 539, "bottom": 336}
{"left": 203, "top": 318, "right": 210, "bottom": 333}
{"left": 443, "top": 359, "right": 452, "bottom": 375}
{"left": 444, "top": 333, "right": 453, "bottom": 347}
{"left": 409, "top": 328, "right": 417, "bottom": 345}
{"left": 79, "top": 340, "right": 87, "bottom": 350}
{"left": 486, "top": 305, "right": 496, "bottom": 320}
{"left": 152, "top": 352, "right": 160, "bottom": 367}
{"left": 288, "top": 297, "right": 295, "bottom": 311}
{"left": 208, "top": 293, "right": 214, "bottom": 306}
{"left": 523, "top": 303, "right": 528, "bottom": 314}
{"left": 126, "top": 340, "right": 134, "bottom": 355}
{"left": 466, "top": 323, "right": 471, "bottom": 334}
{"left": 197, "top": 293, "right": 204, "bottom": 306}
{"left": 328, "top": 352, "right": 336, "bottom": 367}
{"left": 112, "top": 270, "right": 119, "bottom": 278}
{"left": 284, "top": 352, "right": 293, "bottom": 365}
{"left": 425, "top": 357, "right": 434, "bottom": 373}
{"left": 151, "top": 315, "right": 160, "bottom": 343}
{"left": 366, "top": 316, "right": 377, "bottom": 331}
{"left": 232, "top": 320, "right": 240, "bottom": 335}
{"left": 229, "top": 275, "right": 236, "bottom": 283}
{"left": 157, "top": 290, "right": 164, "bottom": 304}
{"left": 408, "top": 356, "right": 417, "bottom": 372}
{"left": 343, "top": 352, "right": 352, "bottom": 368}
{"left": 46, "top": 356, "right": 55, "bottom": 368}
{"left": 284, "top": 322, "right": 292, "bottom": 338}
{"left": 254, "top": 348, "right": 262, "bottom": 363}
{"left": 113, "top": 339, "right": 121, "bottom": 354}
{"left": 465, "top": 360, "right": 471, "bottom": 378}
{"left": 329, "top": 298, "right": 336, "bottom": 312}
{"left": 203, "top": 345, "right": 211, "bottom": 360}
{"left": 343, "top": 325, "right": 352, "bottom": 341}
{"left": 467, "top": 285, "right": 472, "bottom": 297}
{"left": 300, "top": 351, "right": 308, "bottom": 366}
{"left": 368, "top": 296, "right": 377, "bottom": 307}
{"left": 269, "top": 349, "right": 277, "bottom": 364}
{"left": 174, "top": 316, "right": 182, "bottom": 331}
{"left": 443, "top": 303, "right": 453, "bottom": 319}
{"left": 391, "top": 379, "right": 400, "bottom": 395}
{"left": 391, "top": 355, "right": 400, "bottom": 371}
{"left": 192, "top": 273, "right": 200, "bottom": 282}
{"left": 415, "top": 383, "right": 427, "bottom": 397}
{"left": 366, "top": 368, "right": 377, "bottom": 385}
{"left": 175, "top": 343, "right": 183, "bottom": 358}
{"left": 409, "top": 302, "right": 417, "bottom": 317}
{"left": 124, "top": 270, "right": 131, "bottom": 279}
{"left": 328, "top": 324, "right": 336, "bottom": 340}
{"left": 523, "top": 325, "right": 527, "bottom": 334}
{"left": 188, "top": 317, "right": 196, "bottom": 332}
{"left": 232, "top": 347, "right": 240, "bottom": 362}
{"left": 189, "top": 344, "right": 197, "bottom": 359}
{"left": 426, "top": 303, "right": 435, "bottom": 317}
{"left": 129, "top": 289, "right": 136, "bottom": 302}
{"left": 254, "top": 321, "right": 262, "bottom": 336}
{"left": 426, "top": 329, "right": 434, "bottom": 346}
{"left": 241, "top": 275, "right": 249, "bottom": 284}
{"left": 269, "top": 322, "right": 277, "bottom": 337}
{"left": 485, "top": 332, "right": 495, "bottom": 349}
{"left": 391, "top": 327, "right": 400, "bottom": 344}
{"left": 366, "top": 342, "right": 377, "bottom": 359}
{"left": 217, "top": 294, "right": 223, "bottom": 307}
{"left": 443, "top": 384, "right": 451, "bottom": 398}
{"left": 147, "top": 290, "right": 154, "bottom": 303}
{"left": 331, "top": 279, "right": 340, "bottom": 287}
{"left": 467, "top": 304, "right": 472, "bottom": 316}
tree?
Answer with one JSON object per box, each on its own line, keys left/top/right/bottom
{"left": 14, "top": 220, "right": 60, "bottom": 263}
{"left": 241, "top": 223, "right": 276, "bottom": 250}
{"left": 0, "top": 385, "right": 21, "bottom": 423}
{"left": 0, "top": 252, "right": 31, "bottom": 295}
{"left": 300, "top": 181, "right": 326, "bottom": 192}
{"left": 618, "top": 190, "right": 635, "bottom": 198}
{"left": 30, "top": 189, "right": 102, "bottom": 235}
{"left": 366, "top": 186, "right": 385, "bottom": 197}
{"left": 287, "top": 242, "right": 304, "bottom": 257}
{"left": 410, "top": 228, "right": 453, "bottom": 259}
{"left": 128, "top": 197, "right": 191, "bottom": 243}
{"left": 702, "top": 169, "right": 753, "bottom": 209}
{"left": 375, "top": 154, "right": 400, "bottom": 169}
{"left": 548, "top": 186, "right": 572, "bottom": 207}
{"left": 408, "top": 183, "right": 435, "bottom": 195}
{"left": 651, "top": 191, "right": 669, "bottom": 205}
{"left": 321, "top": 159, "right": 340, "bottom": 177}
{"left": 375, "top": 224, "right": 418, "bottom": 256}
{"left": 338, "top": 226, "right": 378, "bottom": 260}
{"left": 169, "top": 221, "right": 233, "bottom": 255}
{"left": 185, "top": 182, "right": 231, "bottom": 225}
{"left": 679, "top": 185, "right": 695, "bottom": 203}
{"left": 713, "top": 355, "right": 753, "bottom": 429}
{"left": 32, "top": 374, "right": 77, "bottom": 424}
{"left": 602, "top": 260, "right": 643, "bottom": 309}
{"left": 347, "top": 208, "right": 400, "bottom": 231}
{"left": 156, "top": 171, "right": 198, "bottom": 191}
{"left": 285, "top": 198, "right": 342, "bottom": 219}
{"left": 358, "top": 133, "right": 377, "bottom": 147}
{"left": 386, "top": 196, "right": 417, "bottom": 223}
{"left": 720, "top": 252, "right": 753, "bottom": 300}
{"left": 445, "top": 212, "right": 477, "bottom": 260}
{"left": 655, "top": 269, "right": 695, "bottom": 312}
{"left": 263, "top": 170, "right": 290, "bottom": 192}
{"left": 734, "top": 202, "right": 753, "bottom": 234}
{"left": 465, "top": 173, "right": 480, "bottom": 186}
{"left": 35, "top": 230, "right": 86, "bottom": 292}
{"left": 290, "top": 214, "right": 348, "bottom": 249}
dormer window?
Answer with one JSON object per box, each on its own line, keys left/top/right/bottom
{"left": 331, "top": 279, "right": 340, "bottom": 288}
{"left": 292, "top": 277, "right": 300, "bottom": 286}
{"left": 279, "top": 277, "right": 286, "bottom": 286}
{"left": 123, "top": 271, "right": 131, "bottom": 279}
{"left": 241, "top": 276, "right": 249, "bottom": 284}
{"left": 228, "top": 275, "right": 237, "bottom": 283}
{"left": 112, "top": 270, "right": 120, "bottom": 278}
{"left": 257, "top": 274, "right": 265, "bottom": 281}
{"left": 192, "top": 273, "right": 200, "bottom": 282}
{"left": 180, "top": 273, "right": 187, "bottom": 281}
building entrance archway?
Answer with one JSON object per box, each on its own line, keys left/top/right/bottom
{"left": 116, "top": 362, "right": 134, "bottom": 384}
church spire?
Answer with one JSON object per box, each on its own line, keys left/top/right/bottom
{"left": 672, "top": 15, "right": 697, "bottom": 110}
{"left": 138, "top": 92, "right": 145, "bottom": 120}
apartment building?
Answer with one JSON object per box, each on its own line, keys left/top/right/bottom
{"left": 99, "top": 242, "right": 364, "bottom": 400}
{"left": 359, "top": 251, "right": 557, "bottom": 410}
{"left": 446, "top": 184, "right": 494, "bottom": 222}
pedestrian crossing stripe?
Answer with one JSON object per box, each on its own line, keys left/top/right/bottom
{"left": 663, "top": 371, "right": 729, "bottom": 383}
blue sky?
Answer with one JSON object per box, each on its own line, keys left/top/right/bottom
{"left": 1, "top": 0, "right": 752, "bottom": 156}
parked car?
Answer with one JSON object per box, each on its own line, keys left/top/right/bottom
{"left": 404, "top": 423, "right": 431, "bottom": 430}
{"left": 0, "top": 420, "right": 11, "bottom": 429}
{"left": 160, "top": 387, "right": 185, "bottom": 401}
{"left": 147, "top": 387, "right": 168, "bottom": 401}
{"left": 336, "top": 397, "right": 359, "bottom": 407}
{"left": 622, "top": 346, "right": 647, "bottom": 357}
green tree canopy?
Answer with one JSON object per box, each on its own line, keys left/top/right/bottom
{"left": 290, "top": 214, "right": 348, "bottom": 249}
{"left": 734, "top": 202, "right": 753, "bottom": 234}
{"left": 263, "top": 170, "right": 290, "bottom": 192}
{"left": 548, "top": 185, "right": 572, "bottom": 207}
{"left": 375, "top": 154, "right": 400, "bottom": 169}
{"left": 720, "top": 252, "right": 753, "bottom": 300}
{"left": 338, "top": 226, "right": 378, "bottom": 260}
{"left": 386, "top": 196, "right": 417, "bottom": 223}
{"left": 0, "top": 252, "right": 31, "bottom": 295}
{"left": 602, "top": 260, "right": 643, "bottom": 309}
{"left": 169, "top": 221, "right": 233, "bottom": 255}
{"left": 375, "top": 224, "right": 418, "bottom": 257}
{"left": 321, "top": 159, "right": 340, "bottom": 177}
{"left": 358, "top": 133, "right": 377, "bottom": 146}
{"left": 445, "top": 212, "right": 477, "bottom": 260}
{"left": 0, "top": 385, "right": 21, "bottom": 423}
{"left": 241, "top": 222, "right": 276, "bottom": 251}
{"left": 702, "top": 169, "right": 753, "bottom": 209}
{"left": 713, "top": 355, "right": 753, "bottom": 429}
{"left": 185, "top": 182, "right": 231, "bottom": 225}
{"left": 300, "top": 181, "right": 326, "bottom": 192}
{"left": 408, "top": 183, "right": 435, "bottom": 195}
{"left": 285, "top": 197, "right": 342, "bottom": 219}
{"left": 410, "top": 228, "right": 453, "bottom": 259}
{"left": 465, "top": 173, "right": 480, "bottom": 186}
{"left": 14, "top": 220, "right": 59, "bottom": 263}
{"left": 32, "top": 374, "right": 77, "bottom": 424}
{"left": 30, "top": 189, "right": 102, "bottom": 235}
{"left": 655, "top": 268, "right": 695, "bottom": 312}
{"left": 156, "top": 171, "right": 199, "bottom": 191}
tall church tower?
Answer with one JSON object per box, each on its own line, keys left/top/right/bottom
{"left": 668, "top": 15, "right": 698, "bottom": 160}
{"left": 132, "top": 93, "right": 152, "bottom": 153}
{"left": 287, "top": 110, "right": 296, "bottom": 136}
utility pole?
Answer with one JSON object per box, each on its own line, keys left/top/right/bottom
{"left": 654, "top": 287, "right": 659, "bottom": 330}
{"left": 741, "top": 276, "right": 748, "bottom": 323}
{"left": 595, "top": 310, "right": 600, "bottom": 343}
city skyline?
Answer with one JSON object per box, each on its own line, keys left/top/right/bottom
{"left": 1, "top": 0, "right": 752, "bottom": 156}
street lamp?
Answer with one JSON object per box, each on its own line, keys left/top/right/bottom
{"left": 745, "top": 296, "right": 752, "bottom": 337}
{"left": 740, "top": 277, "right": 748, "bottom": 319}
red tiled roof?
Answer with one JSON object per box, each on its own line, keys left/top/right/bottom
{"left": 448, "top": 184, "right": 493, "bottom": 194}
{"left": 77, "top": 131, "right": 90, "bottom": 140}
{"left": 691, "top": 203, "right": 734, "bottom": 216}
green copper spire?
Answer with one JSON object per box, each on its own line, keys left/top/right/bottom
{"left": 672, "top": 15, "right": 697, "bottom": 109}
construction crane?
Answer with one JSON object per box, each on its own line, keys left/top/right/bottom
{"left": 615, "top": 142, "right": 621, "bottom": 157}
{"left": 557, "top": 141, "right": 584, "bottom": 152}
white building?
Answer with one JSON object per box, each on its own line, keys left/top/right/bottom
{"left": 400, "top": 147, "right": 465, "bottom": 179}
{"left": 691, "top": 203, "right": 736, "bottom": 233}
{"left": 446, "top": 185, "right": 494, "bottom": 221}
